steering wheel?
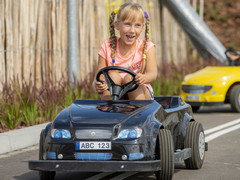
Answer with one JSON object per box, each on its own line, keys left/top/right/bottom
{"left": 96, "top": 66, "right": 138, "bottom": 100}
{"left": 225, "top": 48, "right": 240, "bottom": 66}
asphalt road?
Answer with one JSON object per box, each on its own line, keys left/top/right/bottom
{"left": 0, "top": 105, "right": 240, "bottom": 180}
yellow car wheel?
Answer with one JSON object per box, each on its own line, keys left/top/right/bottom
{"left": 230, "top": 85, "right": 240, "bottom": 112}
{"left": 192, "top": 106, "right": 200, "bottom": 112}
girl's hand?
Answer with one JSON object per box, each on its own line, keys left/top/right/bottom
{"left": 95, "top": 81, "right": 108, "bottom": 94}
{"left": 135, "top": 73, "right": 146, "bottom": 86}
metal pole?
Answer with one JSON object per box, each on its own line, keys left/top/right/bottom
{"left": 67, "top": 0, "right": 79, "bottom": 87}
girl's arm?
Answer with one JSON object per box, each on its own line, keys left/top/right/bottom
{"left": 97, "top": 56, "right": 107, "bottom": 72}
{"left": 93, "top": 56, "right": 108, "bottom": 93}
{"left": 135, "top": 46, "right": 157, "bottom": 85}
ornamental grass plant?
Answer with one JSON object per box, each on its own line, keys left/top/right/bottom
{"left": 0, "top": 59, "right": 220, "bottom": 132}
{"left": 0, "top": 74, "right": 97, "bottom": 132}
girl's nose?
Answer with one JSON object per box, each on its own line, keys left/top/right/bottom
{"left": 129, "top": 25, "right": 135, "bottom": 32}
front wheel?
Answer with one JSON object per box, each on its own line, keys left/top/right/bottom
{"left": 155, "top": 129, "right": 174, "bottom": 180}
{"left": 230, "top": 85, "right": 240, "bottom": 112}
{"left": 39, "top": 130, "right": 56, "bottom": 180}
{"left": 184, "top": 121, "right": 205, "bottom": 169}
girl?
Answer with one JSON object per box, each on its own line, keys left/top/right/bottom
{"left": 94, "top": 2, "right": 157, "bottom": 100}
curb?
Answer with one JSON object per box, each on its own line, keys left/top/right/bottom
{"left": 0, "top": 123, "right": 49, "bottom": 154}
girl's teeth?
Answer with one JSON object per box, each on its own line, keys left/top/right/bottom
{"left": 127, "top": 35, "right": 134, "bottom": 38}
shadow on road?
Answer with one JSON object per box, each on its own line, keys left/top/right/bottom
{"left": 194, "top": 105, "right": 236, "bottom": 114}
{"left": 14, "top": 171, "right": 39, "bottom": 180}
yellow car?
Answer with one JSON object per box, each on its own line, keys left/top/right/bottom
{"left": 181, "top": 49, "right": 240, "bottom": 112}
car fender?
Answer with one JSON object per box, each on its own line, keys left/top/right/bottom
{"left": 143, "top": 123, "right": 162, "bottom": 159}
{"left": 44, "top": 108, "right": 72, "bottom": 142}
{"left": 177, "top": 112, "right": 194, "bottom": 149}
{"left": 179, "top": 113, "right": 194, "bottom": 137}
{"left": 226, "top": 82, "right": 240, "bottom": 97}
{"left": 44, "top": 123, "right": 52, "bottom": 137}
{"left": 219, "top": 76, "right": 240, "bottom": 96}
{"left": 140, "top": 107, "right": 163, "bottom": 159}
{"left": 52, "top": 107, "right": 71, "bottom": 129}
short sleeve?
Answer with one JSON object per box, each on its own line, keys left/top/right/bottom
{"left": 146, "top": 41, "right": 155, "bottom": 53}
{"left": 98, "top": 40, "right": 110, "bottom": 60}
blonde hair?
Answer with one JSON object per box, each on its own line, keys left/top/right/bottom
{"left": 109, "top": 2, "right": 150, "bottom": 71}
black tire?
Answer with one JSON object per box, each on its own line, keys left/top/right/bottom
{"left": 184, "top": 121, "right": 205, "bottom": 169}
{"left": 156, "top": 129, "right": 174, "bottom": 180}
{"left": 230, "top": 85, "right": 240, "bottom": 112}
{"left": 39, "top": 130, "right": 56, "bottom": 180}
{"left": 191, "top": 106, "right": 200, "bottom": 112}
{"left": 39, "top": 130, "right": 45, "bottom": 160}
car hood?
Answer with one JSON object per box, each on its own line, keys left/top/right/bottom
{"left": 68, "top": 99, "right": 157, "bottom": 128}
{"left": 183, "top": 66, "right": 240, "bottom": 84}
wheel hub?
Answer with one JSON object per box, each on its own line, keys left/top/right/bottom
{"left": 199, "top": 132, "right": 205, "bottom": 160}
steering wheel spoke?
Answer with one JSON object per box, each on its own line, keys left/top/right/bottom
{"left": 121, "top": 80, "right": 137, "bottom": 93}
{"left": 102, "top": 71, "right": 115, "bottom": 94}
{"left": 96, "top": 66, "right": 138, "bottom": 100}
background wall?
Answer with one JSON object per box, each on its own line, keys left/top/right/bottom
{"left": 0, "top": 0, "right": 203, "bottom": 90}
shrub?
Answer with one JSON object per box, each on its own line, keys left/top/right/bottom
{"left": 0, "top": 59, "right": 220, "bottom": 132}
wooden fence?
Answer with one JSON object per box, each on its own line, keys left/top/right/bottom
{"left": 0, "top": 0, "right": 204, "bottom": 90}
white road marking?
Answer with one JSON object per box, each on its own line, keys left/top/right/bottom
{"left": 86, "top": 119, "right": 240, "bottom": 179}
{"left": 1, "top": 118, "right": 240, "bottom": 180}
{"left": 205, "top": 124, "right": 240, "bottom": 142}
{"left": 205, "top": 118, "right": 240, "bottom": 135}
{"left": 110, "top": 172, "right": 138, "bottom": 180}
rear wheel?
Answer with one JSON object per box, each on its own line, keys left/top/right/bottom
{"left": 191, "top": 106, "right": 200, "bottom": 112}
{"left": 39, "top": 130, "right": 56, "bottom": 180}
{"left": 230, "top": 85, "right": 240, "bottom": 112}
{"left": 155, "top": 129, "right": 174, "bottom": 180}
{"left": 184, "top": 121, "right": 205, "bottom": 169}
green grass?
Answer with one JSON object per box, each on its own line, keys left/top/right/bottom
{"left": 0, "top": 75, "right": 97, "bottom": 132}
{"left": 208, "top": 2, "right": 221, "bottom": 21}
{"left": 220, "top": 14, "right": 227, "bottom": 22}
{"left": 0, "top": 59, "right": 220, "bottom": 132}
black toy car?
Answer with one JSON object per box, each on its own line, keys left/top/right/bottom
{"left": 29, "top": 66, "right": 208, "bottom": 180}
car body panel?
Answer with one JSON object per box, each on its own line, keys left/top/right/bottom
{"left": 181, "top": 66, "right": 240, "bottom": 105}
{"left": 29, "top": 96, "right": 197, "bottom": 173}
{"left": 29, "top": 147, "right": 192, "bottom": 172}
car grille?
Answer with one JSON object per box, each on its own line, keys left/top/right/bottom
{"left": 182, "top": 85, "right": 212, "bottom": 94}
{"left": 75, "top": 129, "right": 112, "bottom": 139}
{"left": 74, "top": 153, "right": 112, "bottom": 161}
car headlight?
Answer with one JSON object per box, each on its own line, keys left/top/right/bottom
{"left": 183, "top": 74, "right": 191, "bottom": 82}
{"left": 51, "top": 129, "right": 71, "bottom": 139}
{"left": 117, "top": 128, "right": 142, "bottom": 139}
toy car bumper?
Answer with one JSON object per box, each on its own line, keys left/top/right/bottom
{"left": 29, "top": 160, "right": 161, "bottom": 172}
{"left": 29, "top": 148, "right": 195, "bottom": 172}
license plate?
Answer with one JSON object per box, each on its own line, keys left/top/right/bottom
{"left": 187, "top": 95, "right": 199, "bottom": 100}
{"left": 76, "top": 141, "right": 111, "bottom": 150}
